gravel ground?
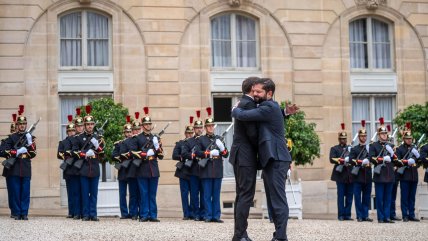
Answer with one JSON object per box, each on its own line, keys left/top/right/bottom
{"left": 0, "top": 217, "right": 427, "bottom": 241}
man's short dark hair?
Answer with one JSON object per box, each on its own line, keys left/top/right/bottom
{"left": 257, "top": 78, "right": 275, "bottom": 95}
{"left": 242, "top": 76, "right": 259, "bottom": 94}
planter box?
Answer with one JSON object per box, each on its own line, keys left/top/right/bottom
{"left": 262, "top": 178, "right": 303, "bottom": 220}
{"left": 97, "top": 181, "right": 120, "bottom": 217}
{"left": 418, "top": 182, "right": 428, "bottom": 219}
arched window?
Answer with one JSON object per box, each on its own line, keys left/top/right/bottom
{"left": 349, "top": 17, "right": 392, "bottom": 70}
{"left": 211, "top": 13, "right": 258, "bottom": 69}
{"left": 59, "top": 10, "right": 110, "bottom": 68}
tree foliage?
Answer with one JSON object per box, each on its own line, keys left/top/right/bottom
{"left": 80, "top": 98, "right": 129, "bottom": 165}
{"left": 393, "top": 102, "right": 428, "bottom": 145}
{"left": 282, "top": 102, "right": 321, "bottom": 166}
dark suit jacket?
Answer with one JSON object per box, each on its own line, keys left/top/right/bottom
{"left": 229, "top": 95, "right": 258, "bottom": 167}
{"left": 232, "top": 99, "right": 291, "bottom": 168}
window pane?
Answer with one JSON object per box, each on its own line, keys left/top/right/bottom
{"left": 213, "top": 97, "right": 232, "bottom": 122}
{"left": 349, "top": 19, "right": 368, "bottom": 69}
{"left": 374, "top": 96, "right": 394, "bottom": 128}
{"left": 60, "top": 12, "right": 82, "bottom": 66}
{"left": 87, "top": 12, "right": 109, "bottom": 66}
{"left": 60, "top": 97, "right": 84, "bottom": 139}
{"left": 372, "top": 19, "right": 391, "bottom": 69}
{"left": 352, "top": 97, "right": 371, "bottom": 139}
{"left": 211, "top": 15, "right": 232, "bottom": 67}
{"left": 236, "top": 15, "right": 256, "bottom": 67}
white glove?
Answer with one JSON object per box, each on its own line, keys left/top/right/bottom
{"left": 347, "top": 146, "right": 351, "bottom": 153}
{"left": 366, "top": 144, "right": 370, "bottom": 153}
{"left": 385, "top": 145, "right": 394, "bottom": 156}
{"left": 408, "top": 158, "right": 415, "bottom": 165}
{"left": 344, "top": 156, "right": 349, "bottom": 163}
{"left": 90, "top": 137, "right": 99, "bottom": 149}
{"left": 383, "top": 156, "right": 391, "bottom": 163}
{"left": 287, "top": 169, "right": 291, "bottom": 178}
{"left": 86, "top": 149, "right": 95, "bottom": 157}
{"left": 152, "top": 136, "right": 160, "bottom": 150}
{"left": 215, "top": 139, "right": 225, "bottom": 152}
{"left": 25, "top": 133, "right": 32, "bottom": 146}
{"left": 411, "top": 148, "right": 420, "bottom": 158}
{"left": 362, "top": 158, "right": 369, "bottom": 165}
{"left": 16, "top": 147, "right": 28, "bottom": 156}
{"left": 147, "top": 149, "right": 155, "bottom": 157}
{"left": 210, "top": 149, "right": 220, "bottom": 157}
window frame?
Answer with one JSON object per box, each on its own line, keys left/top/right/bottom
{"left": 58, "top": 10, "right": 112, "bottom": 71}
{"left": 210, "top": 12, "right": 260, "bottom": 71}
{"left": 349, "top": 16, "right": 395, "bottom": 73}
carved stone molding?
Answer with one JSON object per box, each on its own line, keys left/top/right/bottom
{"left": 79, "top": 0, "right": 91, "bottom": 4}
{"left": 355, "top": 0, "right": 387, "bottom": 10}
{"left": 229, "top": 0, "right": 241, "bottom": 7}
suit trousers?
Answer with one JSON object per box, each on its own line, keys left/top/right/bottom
{"left": 80, "top": 176, "right": 99, "bottom": 218}
{"left": 336, "top": 182, "right": 354, "bottom": 219}
{"left": 390, "top": 179, "right": 399, "bottom": 218}
{"left": 353, "top": 182, "right": 372, "bottom": 219}
{"left": 179, "top": 178, "right": 192, "bottom": 218}
{"left": 9, "top": 176, "right": 31, "bottom": 216}
{"left": 400, "top": 180, "right": 418, "bottom": 219}
{"left": 201, "top": 178, "right": 222, "bottom": 221}
{"left": 118, "top": 179, "right": 129, "bottom": 218}
{"left": 263, "top": 161, "right": 290, "bottom": 241}
{"left": 138, "top": 177, "right": 159, "bottom": 219}
{"left": 233, "top": 164, "right": 257, "bottom": 240}
{"left": 374, "top": 182, "right": 393, "bottom": 221}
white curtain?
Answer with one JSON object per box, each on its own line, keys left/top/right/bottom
{"left": 236, "top": 15, "right": 256, "bottom": 67}
{"left": 375, "top": 97, "right": 393, "bottom": 128}
{"left": 215, "top": 123, "right": 234, "bottom": 178}
{"left": 60, "top": 12, "right": 82, "bottom": 66}
{"left": 352, "top": 97, "right": 371, "bottom": 141}
{"left": 87, "top": 12, "right": 109, "bottom": 66}
{"left": 349, "top": 19, "right": 367, "bottom": 69}
{"left": 211, "top": 15, "right": 231, "bottom": 67}
{"left": 372, "top": 19, "right": 391, "bottom": 69}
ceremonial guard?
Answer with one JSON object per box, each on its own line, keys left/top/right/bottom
{"left": 387, "top": 125, "right": 401, "bottom": 221}
{"left": 58, "top": 115, "right": 78, "bottom": 219}
{"left": 395, "top": 123, "right": 420, "bottom": 222}
{"left": 349, "top": 120, "right": 372, "bottom": 222}
{"left": 72, "top": 105, "right": 104, "bottom": 221}
{"left": 181, "top": 110, "right": 205, "bottom": 221}
{"left": 113, "top": 115, "right": 133, "bottom": 219}
{"left": 1, "top": 113, "right": 17, "bottom": 218}
{"left": 70, "top": 107, "right": 85, "bottom": 219}
{"left": 172, "top": 117, "right": 194, "bottom": 220}
{"left": 133, "top": 107, "right": 164, "bottom": 222}
{"left": 195, "top": 107, "right": 229, "bottom": 223}
{"left": 3, "top": 105, "right": 37, "bottom": 220}
{"left": 421, "top": 142, "right": 428, "bottom": 183}
{"left": 369, "top": 117, "right": 396, "bottom": 223}
{"left": 329, "top": 123, "right": 353, "bottom": 221}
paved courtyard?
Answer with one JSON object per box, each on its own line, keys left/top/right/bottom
{"left": 0, "top": 216, "right": 427, "bottom": 241}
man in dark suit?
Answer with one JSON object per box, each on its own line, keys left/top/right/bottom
{"left": 232, "top": 78, "right": 292, "bottom": 241}
{"left": 230, "top": 77, "right": 259, "bottom": 241}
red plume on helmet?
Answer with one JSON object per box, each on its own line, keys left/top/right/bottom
{"left": 85, "top": 105, "right": 91, "bottom": 115}
{"left": 67, "top": 115, "right": 73, "bottom": 122}
{"left": 135, "top": 112, "right": 140, "bottom": 120}
{"left": 12, "top": 113, "right": 17, "bottom": 122}
{"left": 126, "top": 115, "right": 131, "bottom": 123}
{"left": 406, "top": 122, "right": 411, "bottom": 130}
{"left": 18, "top": 110, "right": 22, "bottom": 116}
{"left": 76, "top": 108, "right": 81, "bottom": 116}
{"left": 379, "top": 117, "right": 384, "bottom": 125}
{"left": 19, "top": 105, "right": 24, "bottom": 114}
{"left": 341, "top": 123, "right": 345, "bottom": 130}
{"left": 196, "top": 110, "right": 201, "bottom": 119}
{"left": 361, "top": 120, "right": 366, "bottom": 128}
{"left": 190, "top": 116, "right": 194, "bottom": 124}
{"left": 387, "top": 124, "right": 391, "bottom": 132}
{"left": 143, "top": 107, "right": 149, "bottom": 115}
{"left": 206, "top": 107, "right": 212, "bottom": 117}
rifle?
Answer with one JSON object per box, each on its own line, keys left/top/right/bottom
{"left": 373, "top": 144, "right": 388, "bottom": 175}
{"left": 332, "top": 146, "right": 350, "bottom": 173}
{"left": 351, "top": 144, "right": 369, "bottom": 176}
{"left": 95, "top": 119, "right": 108, "bottom": 136}
{"left": 198, "top": 123, "right": 233, "bottom": 168}
{"left": 73, "top": 133, "right": 99, "bottom": 169}
{"left": 370, "top": 131, "right": 378, "bottom": 143}
{"left": 2, "top": 117, "right": 41, "bottom": 169}
{"left": 132, "top": 122, "right": 171, "bottom": 167}
{"left": 397, "top": 134, "right": 425, "bottom": 175}
{"left": 184, "top": 146, "right": 196, "bottom": 168}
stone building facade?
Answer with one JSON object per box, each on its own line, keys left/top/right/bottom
{"left": 0, "top": 0, "right": 427, "bottom": 217}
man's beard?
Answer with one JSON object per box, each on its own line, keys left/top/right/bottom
{"left": 255, "top": 95, "right": 267, "bottom": 104}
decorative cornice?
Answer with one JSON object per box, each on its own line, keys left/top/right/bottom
{"left": 228, "top": 0, "right": 241, "bottom": 7}
{"left": 355, "top": 0, "right": 387, "bottom": 10}
{"left": 79, "top": 0, "right": 91, "bottom": 4}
